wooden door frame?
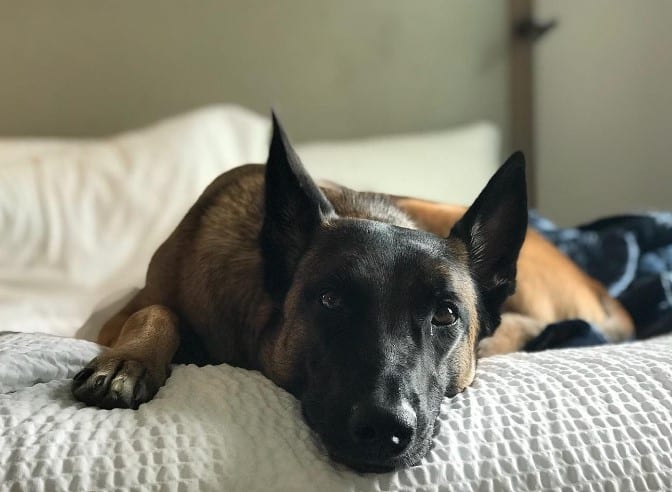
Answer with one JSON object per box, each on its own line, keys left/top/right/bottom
{"left": 509, "top": 0, "right": 537, "bottom": 207}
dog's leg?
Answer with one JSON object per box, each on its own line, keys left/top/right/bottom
{"left": 477, "top": 313, "right": 545, "bottom": 358}
{"left": 72, "top": 305, "right": 180, "bottom": 409}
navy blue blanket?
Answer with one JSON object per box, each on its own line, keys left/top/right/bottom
{"left": 524, "top": 211, "right": 672, "bottom": 351}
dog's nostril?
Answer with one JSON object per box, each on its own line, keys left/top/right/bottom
{"left": 354, "top": 424, "right": 377, "bottom": 442}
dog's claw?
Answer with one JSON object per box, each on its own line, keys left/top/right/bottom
{"left": 72, "top": 357, "right": 162, "bottom": 409}
{"left": 73, "top": 367, "right": 93, "bottom": 383}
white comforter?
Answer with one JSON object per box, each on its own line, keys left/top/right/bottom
{"left": 1, "top": 331, "right": 671, "bottom": 491}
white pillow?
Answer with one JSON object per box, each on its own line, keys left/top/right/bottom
{"left": 0, "top": 106, "right": 500, "bottom": 339}
{"left": 0, "top": 105, "right": 270, "bottom": 338}
{"left": 0, "top": 105, "right": 269, "bottom": 292}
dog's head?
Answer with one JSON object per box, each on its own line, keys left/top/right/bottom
{"left": 260, "top": 115, "right": 527, "bottom": 472}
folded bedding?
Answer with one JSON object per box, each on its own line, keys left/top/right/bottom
{"left": 1, "top": 331, "right": 671, "bottom": 491}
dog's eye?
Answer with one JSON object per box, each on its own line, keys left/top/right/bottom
{"left": 432, "top": 303, "right": 458, "bottom": 326}
{"left": 320, "top": 291, "right": 342, "bottom": 310}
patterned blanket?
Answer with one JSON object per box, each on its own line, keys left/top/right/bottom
{"left": 526, "top": 212, "right": 672, "bottom": 350}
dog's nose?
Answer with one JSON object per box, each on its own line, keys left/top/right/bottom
{"left": 349, "top": 401, "right": 416, "bottom": 457}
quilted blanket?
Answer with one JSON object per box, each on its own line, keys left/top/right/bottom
{"left": 1, "top": 331, "right": 671, "bottom": 491}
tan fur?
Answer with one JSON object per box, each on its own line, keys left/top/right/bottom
{"left": 437, "top": 249, "right": 479, "bottom": 392}
{"left": 90, "top": 166, "right": 426, "bottom": 396}
{"left": 80, "top": 167, "right": 634, "bottom": 410}
{"left": 394, "top": 198, "right": 635, "bottom": 354}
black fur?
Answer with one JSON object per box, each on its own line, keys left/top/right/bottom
{"left": 260, "top": 117, "right": 528, "bottom": 471}
{"left": 260, "top": 112, "right": 335, "bottom": 300}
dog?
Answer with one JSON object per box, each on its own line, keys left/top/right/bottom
{"left": 72, "top": 114, "right": 634, "bottom": 472}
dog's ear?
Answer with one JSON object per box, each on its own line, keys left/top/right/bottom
{"left": 260, "top": 112, "right": 336, "bottom": 299}
{"left": 449, "top": 152, "right": 528, "bottom": 333}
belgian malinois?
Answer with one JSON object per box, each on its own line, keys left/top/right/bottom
{"left": 72, "top": 115, "right": 633, "bottom": 471}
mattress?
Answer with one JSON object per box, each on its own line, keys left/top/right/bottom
{"left": 1, "top": 331, "right": 671, "bottom": 492}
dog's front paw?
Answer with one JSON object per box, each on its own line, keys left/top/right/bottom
{"left": 71, "top": 356, "right": 165, "bottom": 409}
{"left": 477, "top": 335, "right": 516, "bottom": 358}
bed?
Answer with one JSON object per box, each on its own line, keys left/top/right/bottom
{"left": 2, "top": 330, "right": 671, "bottom": 492}
{"left": 1, "top": 107, "right": 671, "bottom": 491}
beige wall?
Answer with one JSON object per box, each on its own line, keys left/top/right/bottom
{"left": 0, "top": 1, "right": 509, "bottom": 144}
{"left": 535, "top": 1, "right": 672, "bottom": 225}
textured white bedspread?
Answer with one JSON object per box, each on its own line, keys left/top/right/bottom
{"left": 1, "top": 331, "right": 671, "bottom": 492}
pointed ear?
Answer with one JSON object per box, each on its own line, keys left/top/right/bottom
{"left": 449, "top": 152, "right": 528, "bottom": 331}
{"left": 260, "top": 112, "right": 336, "bottom": 298}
